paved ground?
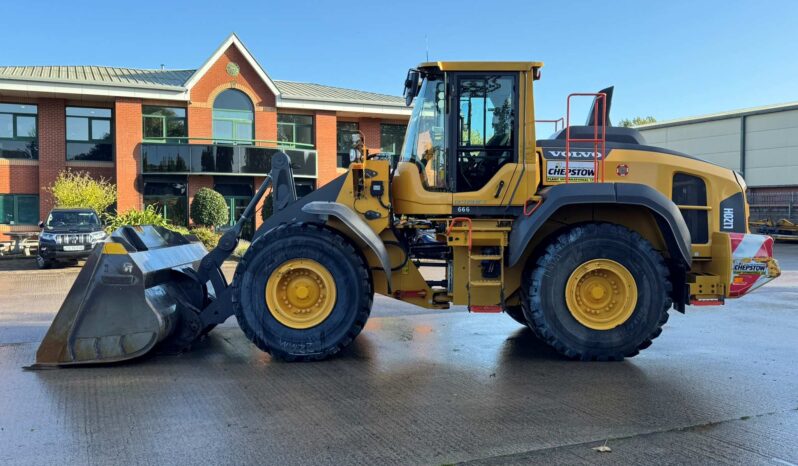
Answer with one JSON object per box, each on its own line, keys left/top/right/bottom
{"left": 0, "top": 246, "right": 796, "bottom": 465}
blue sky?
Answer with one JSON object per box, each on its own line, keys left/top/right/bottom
{"left": 3, "top": 0, "right": 797, "bottom": 125}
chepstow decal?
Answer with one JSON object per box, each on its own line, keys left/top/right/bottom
{"left": 546, "top": 161, "right": 595, "bottom": 183}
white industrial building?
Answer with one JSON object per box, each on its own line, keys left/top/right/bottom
{"left": 637, "top": 102, "right": 798, "bottom": 221}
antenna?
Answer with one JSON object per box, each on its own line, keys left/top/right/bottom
{"left": 425, "top": 35, "right": 429, "bottom": 62}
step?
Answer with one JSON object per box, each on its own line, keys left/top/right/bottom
{"left": 470, "top": 254, "right": 503, "bottom": 261}
{"left": 469, "top": 305, "right": 503, "bottom": 313}
{"left": 470, "top": 280, "right": 502, "bottom": 287}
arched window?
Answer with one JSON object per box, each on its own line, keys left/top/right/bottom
{"left": 213, "top": 89, "right": 254, "bottom": 143}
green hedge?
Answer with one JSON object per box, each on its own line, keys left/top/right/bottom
{"left": 191, "top": 188, "right": 228, "bottom": 227}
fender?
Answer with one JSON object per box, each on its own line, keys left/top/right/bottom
{"left": 508, "top": 183, "right": 692, "bottom": 268}
{"left": 301, "top": 201, "right": 393, "bottom": 292}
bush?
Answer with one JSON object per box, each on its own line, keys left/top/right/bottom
{"left": 105, "top": 205, "right": 189, "bottom": 236}
{"left": 49, "top": 170, "right": 117, "bottom": 215}
{"left": 190, "top": 188, "right": 228, "bottom": 228}
{"left": 233, "top": 240, "right": 250, "bottom": 258}
{"left": 189, "top": 226, "right": 220, "bottom": 250}
{"left": 105, "top": 205, "right": 167, "bottom": 232}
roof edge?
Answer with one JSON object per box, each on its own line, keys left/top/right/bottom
{"left": 637, "top": 100, "right": 798, "bottom": 130}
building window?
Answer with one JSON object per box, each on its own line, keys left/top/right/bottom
{"left": 277, "top": 114, "right": 314, "bottom": 148}
{"left": 380, "top": 123, "right": 406, "bottom": 161}
{"left": 143, "top": 106, "right": 187, "bottom": 142}
{"left": 143, "top": 176, "right": 188, "bottom": 226}
{"left": 336, "top": 121, "right": 359, "bottom": 168}
{"left": 672, "top": 173, "right": 709, "bottom": 244}
{"left": 0, "top": 103, "right": 38, "bottom": 159}
{"left": 66, "top": 107, "right": 113, "bottom": 161}
{"left": 213, "top": 89, "right": 254, "bottom": 144}
{"left": 0, "top": 194, "right": 39, "bottom": 225}
{"left": 295, "top": 179, "right": 316, "bottom": 198}
{"left": 215, "top": 177, "right": 255, "bottom": 239}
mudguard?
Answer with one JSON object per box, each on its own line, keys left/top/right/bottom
{"left": 301, "top": 201, "right": 393, "bottom": 292}
{"left": 508, "top": 182, "right": 693, "bottom": 268}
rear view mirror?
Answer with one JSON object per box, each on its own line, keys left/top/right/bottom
{"left": 403, "top": 69, "right": 421, "bottom": 106}
{"left": 38, "top": 221, "right": 44, "bottom": 229}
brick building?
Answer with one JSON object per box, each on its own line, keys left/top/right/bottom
{"left": 0, "top": 34, "right": 410, "bottom": 240}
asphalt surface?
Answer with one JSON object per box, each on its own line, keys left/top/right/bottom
{"left": 0, "top": 245, "right": 797, "bottom": 465}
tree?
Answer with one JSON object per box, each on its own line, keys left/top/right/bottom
{"left": 190, "top": 188, "right": 229, "bottom": 228}
{"left": 618, "top": 116, "right": 657, "bottom": 127}
{"left": 49, "top": 170, "right": 117, "bottom": 215}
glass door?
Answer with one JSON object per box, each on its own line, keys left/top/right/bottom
{"left": 224, "top": 196, "right": 253, "bottom": 240}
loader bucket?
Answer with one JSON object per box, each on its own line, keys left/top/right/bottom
{"left": 32, "top": 225, "right": 211, "bottom": 368}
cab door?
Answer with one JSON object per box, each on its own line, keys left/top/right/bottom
{"left": 450, "top": 73, "right": 522, "bottom": 213}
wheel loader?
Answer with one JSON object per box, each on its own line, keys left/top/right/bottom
{"left": 32, "top": 61, "right": 781, "bottom": 367}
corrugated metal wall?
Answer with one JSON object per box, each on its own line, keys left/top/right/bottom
{"left": 638, "top": 109, "right": 798, "bottom": 188}
{"left": 640, "top": 119, "right": 741, "bottom": 172}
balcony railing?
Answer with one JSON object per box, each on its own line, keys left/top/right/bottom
{"left": 141, "top": 137, "right": 317, "bottom": 177}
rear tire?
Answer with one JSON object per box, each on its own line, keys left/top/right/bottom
{"left": 521, "top": 223, "right": 672, "bottom": 361}
{"left": 232, "top": 223, "right": 372, "bottom": 361}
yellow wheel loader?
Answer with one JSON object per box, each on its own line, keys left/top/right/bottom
{"left": 33, "top": 61, "right": 781, "bottom": 367}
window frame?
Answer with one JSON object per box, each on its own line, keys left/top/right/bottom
{"left": 65, "top": 106, "right": 114, "bottom": 161}
{"left": 0, "top": 193, "right": 40, "bottom": 225}
{"left": 0, "top": 102, "right": 39, "bottom": 160}
{"left": 336, "top": 121, "right": 359, "bottom": 168}
{"left": 449, "top": 72, "right": 518, "bottom": 192}
{"left": 672, "top": 172, "right": 710, "bottom": 244}
{"left": 212, "top": 90, "right": 255, "bottom": 145}
{"left": 380, "top": 122, "right": 407, "bottom": 162}
{"left": 277, "top": 113, "right": 315, "bottom": 148}
{"left": 142, "top": 106, "right": 188, "bottom": 143}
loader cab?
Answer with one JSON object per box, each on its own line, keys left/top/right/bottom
{"left": 393, "top": 62, "right": 541, "bottom": 216}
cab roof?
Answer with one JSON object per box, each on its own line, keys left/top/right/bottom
{"left": 418, "top": 61, "right": 544, "bottom": 72}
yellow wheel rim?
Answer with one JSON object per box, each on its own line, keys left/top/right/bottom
{"left": 565, "top": 259, "right": 638, "bottom": 331}
{"left": 265, "top": 259, "right": 337, "bottom": 329}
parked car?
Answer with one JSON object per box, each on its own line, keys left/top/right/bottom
{"left": 37, "top": 208, "right": 107, "bottom": 269}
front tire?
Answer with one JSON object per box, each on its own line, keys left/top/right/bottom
{"left": 232, "top": 223, "right": 372, "bottom": 361}
{"left": 522, "top": 223, "right": 672, "bottom": 361}
{"left": 36, "top": 255, "right": 52, "bottom": 269}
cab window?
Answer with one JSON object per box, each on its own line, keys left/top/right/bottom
{"left": 400, "top": 75, "right": 448, "bottom": 191}
{"left": 455, "top": 74, "right": 515, "bottom": 192}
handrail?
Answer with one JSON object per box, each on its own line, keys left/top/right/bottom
{"left": 141, "top": 136, "right": 315, "bottom": 150}
{"left": 565, "top": 93, "right": 607, "bottom": 183}
{"left": 535, "top": 118, "right": 565, "bottom": 132}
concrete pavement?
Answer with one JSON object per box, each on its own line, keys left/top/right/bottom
{"left": 0, "top": 246, "right": 796, "bottom": 465}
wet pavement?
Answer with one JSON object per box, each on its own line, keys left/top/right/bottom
{"left": 0, "top": 246, "right": 797, "bottom": 465}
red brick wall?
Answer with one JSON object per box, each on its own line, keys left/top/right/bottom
{"left": 358, "top": 118, "right": 382, "bottom": 154}
{"left": 0, "top": 161, "right": 39, "bottom": 240}
{"left": 0, "top": 163, "right": 39, "bottom": 194}
{"left": 255, "top": 110, "right": 277, "bottom": 142}
{"left": 37, "top": 99, "right": 67, "bottom": 217}
{"left": 115, "top": 99, "right": 143, "bottom": 212}
{"left": 253, "top": 176, "right": 269, "bottom": 230}
{"left": 190, "top": 46, "right": 275, "bottom": 108}
{"left": 188, "top": 106, "right": 212, "bottom": 140}
{"left": 315, "top": 111, "right": 337, "bottom": 185}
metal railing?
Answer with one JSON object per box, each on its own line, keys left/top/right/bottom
{"left": 748, "top": 189, "right": 798, "bottom": 222}
{"left": 142, "top": 136, "right": 315, "bottom": 150}
{"left": 141, "top": 138, "right": 317, "bottom": 177}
